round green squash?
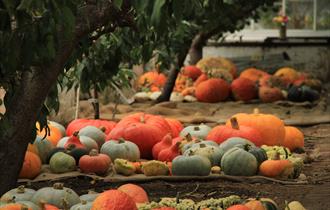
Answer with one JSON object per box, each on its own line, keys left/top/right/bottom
{"left": 31, "top": 183, "right": 80, "bottom": 209}
{"left": 70, "top": 201, "right": 93, "bottom": 210}
{"left": 219, "top": 137, "right": 255, "bottom": 153}
{"left": 1, "top": 185, "right": 36, "bottom": 202}
{"left": 79, "top": 192, "right": 100, "bottom": 202}
{"left": 33, "top": 136, "right": 54, "bottom": 164}
{"left": 183, "top": 144, "right": 223, "bottom": 166}
{"left": 100, "top": 139, "right": 140, "bottom": 161}
{"left": 182, "top": 140, "right": 218, "bottom": 153}
{"left": 221, "top": 147, "right": 258, "bottom": 176}
{"left": 79, "top": 126, "right": 106, "bottom": 147}
{"left": 49, "top": 152, "right": 76, "bottom": 173}
{"left": 172, "top": 154, "right": 211, "bottom": 176}
{"left": 248, "top": 146, "right": 268, "bottom": 166}
{"left": 180, "top": 124, "right": 211, "bottom": 139}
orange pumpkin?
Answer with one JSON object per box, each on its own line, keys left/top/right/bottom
{"left": 196, "top": 57, "right": 237, "bottom": 78}
{"left": 282, "top": 126, "right": 304, "bottom": 151}
{"left": 259, "top": 157, "right": 293, "bottom": 178}
{"left": 79, "top": 149, "right": 111, "bottom": 175}
{"left": 181, "top": 66, "right": 202, "bottom": 80}
{"left": 137, "top": 71, "right": 167, "bottom": 90}
{"left": 27, "top": 143, "right": 39, "bottom": 155}
{"left": 227, "top": 205, "right": 251, "bottom": 210}
{"left": 240, "top": 68, "right": 269, "bottom": 83}
{"left": 165, "top": 118, "right": 183, "bottom": 138}
{"left": 274, "top": 67, "right": 299, "bottom": 85}
{"left": 117, "top": 184, "right": 149, "bottom": 204}
{"left": 181, "top": 86, "right": 196, "bottom": 96}
{"left": 19, "top": 151, "right": 42, "bottom": 179}
{"left": 40, "top": 203, "right": 60, "bottom": 210}
{"left": 226, "top": 109, "right": 285, "bottom": 146}
{"left": 37, "top": 125, "right": 62, "bottom": 146}
{"left": 195, "top": 78, "right": 230, "bottom": 103}
{"left": 0, "top": 204, "right": 32, "bottom": 210}
{"left": 245, "top": 200, "right": 266, "bottom": 210}
{"left": 258, "top": 86, "right": 284, "bottom": 103}
{"left": 91, "top": 189, "right": 137, "bottom": 210}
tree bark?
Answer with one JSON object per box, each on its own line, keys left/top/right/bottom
{"left": 156, "top": 51, "right": 188, "bottom": 103}
{"left": 0, "top": 1, "right": 133, "bottom": 195}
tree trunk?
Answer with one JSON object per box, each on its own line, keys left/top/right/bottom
{"left": 0, "top": 1, "right": 133, "bottom": 195}
{"left": 188, "top": 33, "right": 205, "bottom": 65}
{"left": 156, "top": 52, "right": 188, "bottom": 103}
{"left": 93, "top": 87, "right": 100, "bottom": 119}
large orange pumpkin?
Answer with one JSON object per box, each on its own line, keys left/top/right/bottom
{"left": 91, "top": 190, "right": 137, "bottom": 210}
{"left": 165, "top": 118, "right": 183, "bottom": 137}
{"left": 19, "top": 151, "right": 42, "bottom": 179}
{"left": 231, "top": 77, "right": 257, "bottom": 101}
{"left": 282, "top": 126, "right": 304, "bottom": 151}
{"left": 195, "top": 78, "right": 230, "bottom": 103}
{"left": 108, "top": 113, "right": 172, "bottom": 158}
{"left": 240, "top": 68, "right": 269, "bottom": 83}
{"left": 226, "top": 109, "right": 285, "bottom": 146}
{"left": 37, "top": 125, "right": 62, "bottom": 146}
{"left": 206, "top": 118, "right": 263, "bottom": 146}
{"left": 117, "top": 184, "right": 149, "bottom": 204}
{"left": 66, "top": 119, "right": 116, "bottom": 136}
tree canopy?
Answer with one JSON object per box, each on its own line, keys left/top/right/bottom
{"left": 0, "top": 0, "right": 273, "bottom": 195}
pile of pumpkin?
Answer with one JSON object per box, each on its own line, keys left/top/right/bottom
{"left": 0, "top": 182, "right": 307, "bottom": 210}
{"left": 135, "top": 57, "right": 322, "bottom": 103}
{"left": 21, "top": 109, "right": 305, "bottom": 181}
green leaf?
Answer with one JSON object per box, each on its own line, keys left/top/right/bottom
{"left": 172, "top": 0, "right": 184, "bottom": 20}
{"left": 151, "top": 0, "right": 166, "bottom": 28}
{"left": 113, "top": 0, "right": 123, "bottom": 9}
{"left": 17, "top": 0, "right": 33, "bottom": 11}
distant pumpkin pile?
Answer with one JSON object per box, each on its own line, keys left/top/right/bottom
{"left": 22, "top": 109, "right": 305, "bottom": 181}
{"left": 135, "top": 57, "right": 322, "bottom": 103}
{"left": 0, "top": 182, "right": 307, "bottom": 210}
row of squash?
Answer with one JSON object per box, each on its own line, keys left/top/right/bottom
{"left": 0, "top": 183, "right": 307, "bottom": 210}
{"left": 135, "top": 57, "right": 322, "bottom": 103}
{"left": 22, "top": 110, "right": 304, "bottom": 179}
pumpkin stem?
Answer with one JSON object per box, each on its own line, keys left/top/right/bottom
{"left": 99, "top": 126, "right": 106, "bottom": 133}
{"left": 199, "top": 143, "right": 207, "bottom": 148}
{"left": 230, "top": 117, "right": 240, "bottom": 130}
{"left": 118, "top": 138, "right": 126, "bottom": 144}
{"left": 81, "top": 200, "right": 87, "bottom": 205}
{"left": 244, "top": 144, "right": 251, "bottom": 151}
{"left": 140, "top": 114, "right": 145, "bottom": 123}
{"left": 271, "top": 152, "right": 281, "bottom": 160}
{"left": 16, "top": 185, "right": 26, "bottom": 193}
{"left": 66, "top": 143, "right": 77, "bottom": 151}
{"left": 73, "top": 131, "right": 79, "bottom": 137}
{"left": 188, "top": 150, "right": 194, "bottom": 156}
{"left": 89, "top": 149, "right": 99, "bottom": 156}
{"left": 253, "top": 108, "right": 260, "bottom": 114}
{"left": 193, "top": 126, "right": 200, "bottom": 131}
{"left": 185, "top": 133, "right": 193, "bottom": 142}
{"left": 53, "top": 182, "right": 64, "bottom": 190}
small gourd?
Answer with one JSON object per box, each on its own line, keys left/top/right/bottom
{"left": 142, "top": 160, "right": 169, "bottom": 176}
{"left": 114, "top": 159, "right": 136, "bottom": 176}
